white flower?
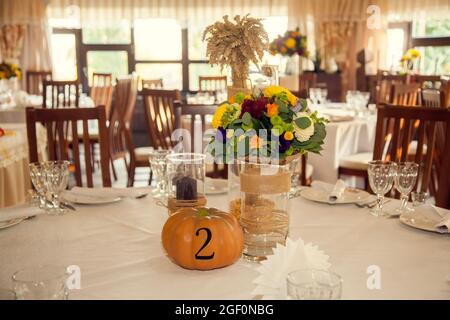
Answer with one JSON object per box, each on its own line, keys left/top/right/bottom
{"left": 294, "top": 113, "right": 314, "bottom": 142}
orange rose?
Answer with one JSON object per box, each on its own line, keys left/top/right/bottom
{"left": 266, "top": 103, "right": 279, "bottom": 117}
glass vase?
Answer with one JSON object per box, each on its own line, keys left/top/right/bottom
{"left": 238, "top": 160, "right": 293, "bottom": 261}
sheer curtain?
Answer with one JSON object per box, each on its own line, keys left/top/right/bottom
{"left": 1, "top": 0, "right": 52, "bottom": 88}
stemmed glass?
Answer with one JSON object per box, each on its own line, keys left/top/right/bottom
{"left": 29, "top": 162, "right": 48, "bottom": 210}
{"left": 42, "top": 161, "right": 70, "bottom": 214}
{"left": 367, "top": 161, "right": 397, "bottom": 217}
{"left": 394, "top": 162, "right": 419, "bottom": 215}
{"left": 287, "top": 269, "right": 343, "bottom": 300}
{"left": 149, "top": 150, "right": 172, "bottom": 198}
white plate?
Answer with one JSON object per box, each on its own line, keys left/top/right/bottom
{"left": 0, "top": 218, "right": 26, "bottom": 230}
{"left": 205, "top": 178, "right": 228, "bottom": 195}
{"left": 399, "top": 210, "right": 445, "bottom": 234}
{"left": 300, "top": 187, "right": 370, "bottom": 204}
{"left": 62, "top": 192, "right": 122, "bottom": 205}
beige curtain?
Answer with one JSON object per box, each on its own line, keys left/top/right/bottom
{"left": 1, "top": 0, "right": 52, "bottom": 88}
{"left": 47, "top": 0, "right": 288, "bottom": 27}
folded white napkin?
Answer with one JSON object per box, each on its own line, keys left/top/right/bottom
{"left": 0, "top": 204, "right": 43, "bottom": 223}
{"left": 311, "top": 180, "right": 347, "bottom": 202}
{"left": 65, "top": 186, "right": 152, "bottom": 200}
{"left": 433, "top": 205, "right": 450, "bottom": 234}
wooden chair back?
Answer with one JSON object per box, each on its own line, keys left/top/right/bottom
{"left": 142, "top": 78, "right": 164, "bottom": 89}
{"left": 26, "top": 70, "right": 52, "bottom": 95}
{"left": 198, "top": 76, "right": 227, "bottom": 93}
{"left": 90, "top": 73, "right": 114, "bottom": 118}
{"left": 298, "top": 73, "right": 317, "bottom": 99}
{"left": 373, "top": 104, "right": 450, "bottom": 208}
{"left": 441, "top": 77, "right": 450, "bottom": 108}
{"left": 174, "top": 102, "right": 227, "bottom": 178}
{"left": 375, "top": 71, "right": 409, "bottom": 104}
{"left": 411, "top": 75, "right": 441, "bottom": 89}
{"left": 43, "top": 80, "right": 80, "bottom": 109}
{"left": 391, "top": 83, "right": 421, "bottom": 106}
{"left": 109, "top": 76, "right": 139, "bottom": 162}
{"left": 26, "top": 106, "right": 111, "bottom": 187}
{"left": 141, "top": 88, "right": 181, "bottom": 150}
{"left": 422, "top": 89, "right": 442, "bottom": 108}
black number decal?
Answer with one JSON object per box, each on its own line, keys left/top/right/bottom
{"left": 194, "top": 227, "right": 215, "bottom": 260}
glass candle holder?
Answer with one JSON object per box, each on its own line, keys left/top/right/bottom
{"left": 239, "top": 160, "right": 293, "bottom": 261}
{"left": 166, "top": 153, "right": 207, "bottom": 215}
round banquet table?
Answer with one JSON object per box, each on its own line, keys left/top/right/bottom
{"left": 0, "top": 193, "right": 448, "bottom": 300}
{"left": 0, "top": 123, "right": 47, "bottom": 208}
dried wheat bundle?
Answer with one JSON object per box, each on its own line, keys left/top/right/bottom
{"left": 203, "top": 15, "right": 269, "bottom": 89}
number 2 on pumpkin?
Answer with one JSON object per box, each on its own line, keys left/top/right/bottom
{"left": 195, "top": 227, "right": 215, "bottom": 260}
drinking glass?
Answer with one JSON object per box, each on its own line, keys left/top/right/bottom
{"left": 411, "top": 191, "right": 428, "bottom": 207}
{"left": 13, "top": 265, "right": 69, "bottom": 300}
{"left": 394, "top": 162, "right": 419, "bottom": 214}
{"left": 287, "top": 269, "right": 342, "bottom": 300}
{"left": 0, "top": 288, "right": 16, "bottom": 300}
{"left": 149, "top": 149, "right": 172, "bottom": 198}
{"left": 42, "top": 161, "right": 70, "bottom": 214}
{"left": 368, "top": 161, "right": 396, "bottom": 217}
{"left": 29, "top": 162, "right": 48, "bottom": 210}
{"left": 318, "top": 88, "right": 328, "bottom": 104}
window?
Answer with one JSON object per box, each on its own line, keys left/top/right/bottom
{"left": 50, "top": 31, "right": 78, "bottom": 81}
{"left": 86, "top": 51, "right": 129, "bottom": 85}
{"left": 136, "top": 63, "right": 182, "bottom": 89}
{"left": 82, "top": 22, "right": 131, "bottom": 44}
{"left": 386, "top": 22, "right": 411, "bottom": 72}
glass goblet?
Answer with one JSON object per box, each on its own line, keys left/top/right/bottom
{"left": 287, "top": 269, "right": 343, "bottom": 300}
{"left": 148, "top": 149, "right": 172, "bottom": 198}
{"left": 29, "top": 162, "right": 48, "bottom": 210}
{"left": 42, "top": 161, "right": 70, "bottom": 214}
{"left": 394, "top": 162, "right": 419, "bottom": 215}
{"left": 368, "top": 161, "right": 396, "bottom": 217}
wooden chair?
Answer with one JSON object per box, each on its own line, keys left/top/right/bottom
{"left": 43, "top": 80, "right": 80, "bottom": 109}
{"left": 141, "top": 78, "right": 164, "bottom": 89}
{"left": 173, "top": 102, "right": 226, "bottom": 178}
{"left": 198, "top": 76, "right": 227, "bottom": 93}
{"left": 108, "top": 76, "right": 139, "bottom": 186}
{"left": 375, "top": 71, "right": 409, "bottom": 104}
{"left": 422, "top": 89, "right": 443, "bottom": 108}
{"left": 90, "top": 73, "right": 114, "bottom": 118}
{"left": 411, "top": 75, "right": 441, "bottom": 89}
{"left": 26, "top": 70, "right": 52, "bottom": 95}
{"left": 372, "top": 104, "right": 450, "bottom": 208}
{"left": 297, "top": 73, "right": 317, "bottom": 99}
{"left": 26, "top": 106, "right": 111, "bottom": 187}
{"left": 391, "top": 83, "right": 421, "bottom": 106}
{"left": 441, "top": 77, "right": 450, "bottom": 108}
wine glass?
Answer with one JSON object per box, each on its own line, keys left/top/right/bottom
{"left": 287, "top": 269, "right": 343, "bottom": 300}
{"left": 367, "top": 161, "right": 396, "bottom": 217}
{"left": 149, "top": 149, "right": 172, "bottom": 198}
{"left": 29, "top": 162, "right": 48, "bottom": 210}
{"left": 42, "top": 161, "right": 70, "bottom": 214}
{"left": 394, "top": 162, "right": 419, "bottom": 214}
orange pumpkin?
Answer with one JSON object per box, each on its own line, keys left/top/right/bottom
{"left": 161, "top": 207, "right": 244, "bottom": 270}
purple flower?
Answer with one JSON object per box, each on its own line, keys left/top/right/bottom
{"left": 241, "top": 97, "right": 268, "bottom": 119}
{"left": 278, "top": 134, "right": 291, "bottom": 153}
{"left": 215, "top": 127, "right": 226, "bottom": 144}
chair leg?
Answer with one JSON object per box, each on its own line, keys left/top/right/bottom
{"left": 110, "top": 159, "right": 118, "bottom": 181}
{"left": 148, "top": 169, "right": 153, "bottom": 186}
{"left": 91, "top": 143, "right": 96, "bottom": 172}
{"left": 127, "top": 159, "right": 135, "bottom": 187}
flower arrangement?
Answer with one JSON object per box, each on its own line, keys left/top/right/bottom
{"left": 203, "top": 15, "right": 269, "bottom": 89}
{"left": 0, "top": 62, "right": 21, "bottom": 80}
{"left": 269, "top": 28, "right": 308, "bottom": 57}
{"left": 208, "top": 86, "right": 327, "bottom": 163}
{"left": 400, "top": 48, "right": 421, "bottom": 72}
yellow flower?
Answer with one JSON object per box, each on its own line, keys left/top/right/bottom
{"left": 266, "top": 103, "right": 279, "bottom": 117}
{"left": 0, "top": 71, "right": 6, "bottom": 79}
{"left": 212, "top": 104, "right": 228, "bottom": 129}
{"left": 284, "top": 131, "right": 294, "bottom": 141}
{"left": 263, "top": 86, "right": 298, "bottom": 106}
{"left": 407, "top": 48, "right": 421, "bottom": 59}
{"left": 250, "top": 135, "right": 264, "bottom": 149}
{"left": 285, "top": 38, "right": 296, "bottom": 49}
{"left": 400, "top": 54, "right": 409, "bottom": 62}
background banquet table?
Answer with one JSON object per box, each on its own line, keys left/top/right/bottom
{"left": 0, "top": 123, "right": 46, "bottom": 208}
{"left": 0, "top": 193, "right": 448, "bottom": 300}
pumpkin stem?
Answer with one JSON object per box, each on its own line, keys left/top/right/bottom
{"left": 197, "top": 208, "right": 209, "bottom": 217}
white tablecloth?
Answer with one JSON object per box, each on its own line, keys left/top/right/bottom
{"left": 0, "top": 123, "right": 46, "bottom": 208}
{"left": 0, "top": 194, "right": 448, "bottom": 300}
{"left": 309, "top": 113, "right": 377, "bottom": 184}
